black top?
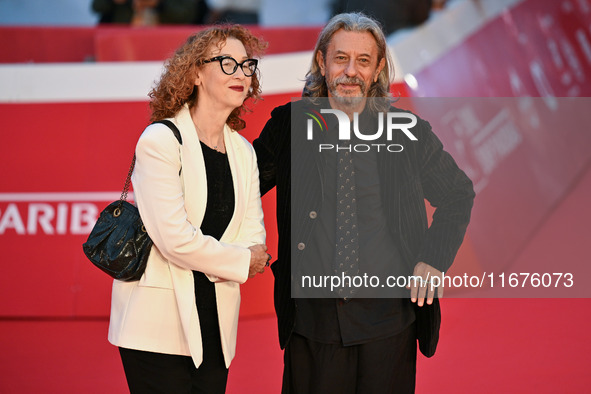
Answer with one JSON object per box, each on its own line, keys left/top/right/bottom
{"left": 294, "top": 111, "right": 414, "bottom": 345}
{"left": 194, "top": 141, "right": 234, "bottom": 312}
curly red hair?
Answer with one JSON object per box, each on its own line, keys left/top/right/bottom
{"left": 148, "top": 25, "right": 267, "bottom": 131}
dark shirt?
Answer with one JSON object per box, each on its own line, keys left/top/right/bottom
{"left": 193, "top": 142, "right": 234, "bottom": 355}
{"left": 294, "top": 109, "right": 414, "bottom": 346}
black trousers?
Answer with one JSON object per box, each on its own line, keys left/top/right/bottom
{"left": 119, "top": 292, "right": 228, "bottom": 394}
{"left": 119, "top": 347, "right": 228, "bottom": 394}
{"left": 282, "top": 323, "right": 417, "bottom": 394}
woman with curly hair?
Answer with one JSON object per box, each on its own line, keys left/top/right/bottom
{"left": 108, "top": 25, "right": 269, "bottom": 393}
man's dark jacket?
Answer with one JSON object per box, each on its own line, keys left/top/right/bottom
{"left": 253, "top": 100, "right": 475, "bottom": 349}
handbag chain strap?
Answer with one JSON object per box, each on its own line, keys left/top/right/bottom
{"left": 120, "top": 154, "right": 136, "bottom": 203}
{"left": 115, "top": 120, "right": 182, "bottom": 214}
{"left": 112, "top": 155, "right": 136, "bottom": 217}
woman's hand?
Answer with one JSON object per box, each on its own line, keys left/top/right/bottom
{"left": 248, "top": 244, "right": 269, "bottom": 278}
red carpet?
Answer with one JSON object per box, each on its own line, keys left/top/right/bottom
{"left": 1, "top": 299, "right": 590, "bottom": 393}
{"left": 1, "top": 168, "right": 589, "bottom": 393}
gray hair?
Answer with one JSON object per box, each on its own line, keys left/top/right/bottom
{"left": 303, "top": 12, "right": 394, "bottom": 101}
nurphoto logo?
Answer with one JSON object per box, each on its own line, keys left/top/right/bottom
{"left": 306, "top": 108, "right": 418, "bottom": 153}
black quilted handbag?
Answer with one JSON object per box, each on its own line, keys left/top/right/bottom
{"left": 82, "top": 120, "right": 182, "bottom": 281}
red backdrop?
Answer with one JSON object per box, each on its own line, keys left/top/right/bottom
{"left": 1, "top": 0, "right": 591, "bottom": 319}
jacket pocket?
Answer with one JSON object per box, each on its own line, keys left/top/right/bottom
{"left": 137, "top": 245, "right": 174, "bottom": 289}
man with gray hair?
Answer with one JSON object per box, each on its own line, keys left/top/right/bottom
{"left": 254, "top": 12, "right": 474, "bottom": 393}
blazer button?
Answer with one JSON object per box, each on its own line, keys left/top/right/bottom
{"left": 297, "top": 242, "right": 306, "bottom": 250}
{"left": 309, "top": 211, "right": 317, "bottom": 219}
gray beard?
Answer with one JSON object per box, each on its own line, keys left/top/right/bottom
{"left": 330, "top": 95, "right": 365, "bottom": 110}
{"left": 326, "top": 76, "right": 367, "bottom": 110}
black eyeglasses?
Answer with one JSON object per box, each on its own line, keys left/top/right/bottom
{"left": 202, "top": 56, "right": 258, "bottom": 77}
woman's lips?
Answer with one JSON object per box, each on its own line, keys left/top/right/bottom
{"left": 229, "top": 86, "right": 244, "bottom": 92}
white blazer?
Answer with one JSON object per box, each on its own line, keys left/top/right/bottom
{"left": 108, "top": 104, "right": 265, "bottom": 369}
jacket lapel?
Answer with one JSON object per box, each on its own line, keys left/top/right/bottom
{"left": 221, "top": 124, "right": 245, "bottom": 242}
{"left": 176, "top": 104, "right": 208, "bottom": 228}
{"left": 175, "top": 105, "right": 246, "bottom": 244}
